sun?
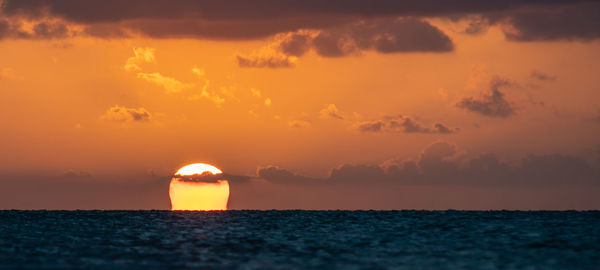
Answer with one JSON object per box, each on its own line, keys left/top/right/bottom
{"left": 169, "top": 163, "right": 230, "bottom": 211}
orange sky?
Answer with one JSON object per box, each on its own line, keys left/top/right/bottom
{"left": 0, "top": 0, "right": 599, "bottom": 209}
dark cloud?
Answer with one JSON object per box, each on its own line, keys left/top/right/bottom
{"left": 236, "top": 18, "right": 454, "bottom": 68}
{"left": 457, "top": 77, "right": 515, "bottom": 118}
{"left": 254, "top": 141, "right": 600, "bottom": 187}
{"left": 284, "top": 18, "right": 454, "bottom": 58}
{"left": 1, "top": 141, "right": 598, "bottom": 210}
{"left": 462, "top": 16, "right": 490, "bottom": 35}
{"left": 502, "top": 2, "right": 600, "bottom": 42}
{"left": 357, "top": 115, "right": 459, "bottom": 134}
{"left": 257, "top": 166, "right": 318, "bottom": 185}
{"left": 418, "top": 142, "right": 459, "bottom": 180}
{"left": 32, "top": 22, "right": 69, "bottom": 39}
{"left": 0, "top": 19, "right": 74, "bottom": 39}
{"left": 531, "top": 70, "right": 557, "bottom": 81}
{"left": 0, "top": 19, "right": 8, "bottom": 39}
{"left": 0, "top": 172, "right": 171, "bottom": 210}
{"left": 279, "top": 33, "right": 311, "bottom": 57}
{"left": 330, "top": 164, "right": 386, "bottom": 182}
{"left": 1, "top": 0, "right": 586, "bottom": 24}
{"left": 2, "top": 0, "right": 596, "bottom": 42}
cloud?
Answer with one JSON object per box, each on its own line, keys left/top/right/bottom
{"left": 0, "top": 19, "right": 75, "bottom": 40}
{"left": 1, "top": 1, "right": 585, "bottom": 26}
{"left": 530, "top": 70, "right": 557, "bottom": 81}
{"left": 418, "top": 142, "right": 459, "bottom": 179}
{"left": 253, "top": 141, "right": 599, "bottom": 187}
{"left": 236, "top": 54, "right": 296, "bottom": 68}
{"left": 357, "top": 120, "right": 385, "bottom": 132}
{"left": 330, "top": 164, "right": 386, "bottom": 182}
{"left": 319, "top": 104, "right": 344, "bottom": 120}
{"left": 456, "top": 77, "right": 515, "bottom": 118}
{"left": 248, "top": 18, "right": 453, "bottom": 66}
{"left": 355, "top": 18, "right": 454, "bottom": 54}
{"left": 257, "top": 166, "right": 317, "bottom": 185}
{"left": 137, "top": 72, "right": 193, "bottom": 93}
{"left": 279, "top": 33, "right": 312, "bottom": 57}
{"left": 173, "top": 172, "right": 250, "bottom": 183}
{"left": 356, "top": 115, "right": 459, "bottom": 134}
{"left": 124, "top": 47, "right": 155, "bottom": 71}
{"left": 100, "top": 105, "right": 152, "bottom": 122}
{"left": 250, "top": 88, "right": 261, "bottom": 97}
{"left": 288, "top": 119, "right": 311, "bottom": 129}
{"left": 3, "top": 141, "right": 598, "bottom": 210}
{"left": 500, "top": 2, "right": 600, "bottom": 42}
{"left": 1, "top": 1, "right": 598, "bottom": 44}
{"left": 188, "top": 87, "right": 225, "bottom": 106}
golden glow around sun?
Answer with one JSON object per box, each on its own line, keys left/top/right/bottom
{"left": 169, "top": 163, "right": 230, "bottom": 211}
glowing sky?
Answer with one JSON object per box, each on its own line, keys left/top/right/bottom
{"left": 0, "top": 0, "right": 599, "bottom": 209}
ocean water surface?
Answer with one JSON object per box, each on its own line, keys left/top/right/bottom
{"left": 0, "top": 210, "right": 598, "bottom": 269}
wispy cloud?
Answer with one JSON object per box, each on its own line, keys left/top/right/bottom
{"left": 123, "top": 47, "right": 155, "bottom": 71}
{"left": 137, "top": 72, "right": 193, "bottom": 93}
{"left": 100, "top": 105, "right": 152, "bottom": 122}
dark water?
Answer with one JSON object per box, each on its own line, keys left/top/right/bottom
{"left": 0, "top": 211, "right": 598, "bottom": 269}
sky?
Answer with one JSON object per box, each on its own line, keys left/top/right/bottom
{"left": 0, "top": 0, "right": 599, "bottom": 210}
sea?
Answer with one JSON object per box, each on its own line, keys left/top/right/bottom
{"left": 0, "top": 210, "right": 598, "bottom": 269}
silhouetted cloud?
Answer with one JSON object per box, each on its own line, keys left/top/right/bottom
{"left": 100, "top": 105, "right": 152, "bottom": 122}
{"left": 2, "top": 0, "right": 596, "bottom": 43}
{"left": 279, "top": 33, "right": 311, "bottom": 57}
{"left": 272, "top": 18, "right": 454, "bottom": 61}
{"left": 236, "top": 18, "right": 453, "bottom": 68}
{"left": 32, "top": 22, "right": 69, "bottom": 39}
{"left": 531, "top": 70, "right": 557, "bottom": 81}
{"left": 457, "top": 77, "right": 514, "bottom": 118}
{"left": 356, "top": 115, "right": 459, "bottom": 134}
{"left": 257, "top": 166, "right": 318, "bottom": 185}
{"left": 173, "top": 172, "right": 250, "bottom": 183}
{"left": 330, "top": 164, "right": 386, "bottom": 182}
{"left": 501, "top": 2, "right": 600, "bottom": 42}
{"left": 0, "top": 19, "right": 74, "bottom": 39}
{"left": 253, "top": 141, "right": 599, "bottom": 187}
{"left": 1, "top": 0, "right": 586, "bottom": 24}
